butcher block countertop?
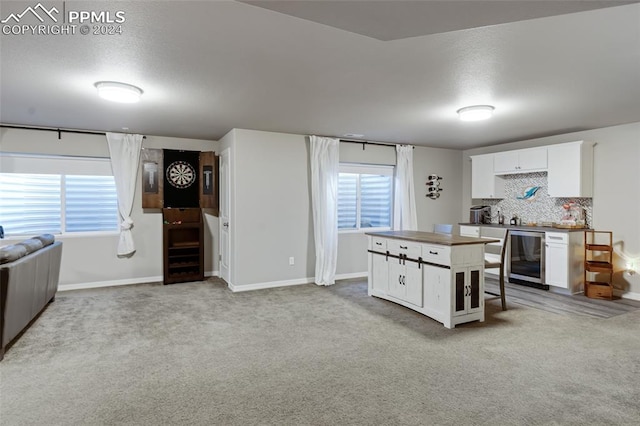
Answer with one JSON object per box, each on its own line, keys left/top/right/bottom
{"left": 366, "top": 231, "right": 498, "bottom": 246}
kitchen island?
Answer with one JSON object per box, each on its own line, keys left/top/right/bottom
{"left": 367, "top": 231, "right": 498, "bottom": 329}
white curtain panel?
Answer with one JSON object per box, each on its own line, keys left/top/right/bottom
{"left": 309, "top": 135, "right": 339, "bottom": 286}
{"left": 393, "top": 144, "right": 418, "bottom": 231}
{"left": 106, "top": 132, "right": 143, "bottom": 256}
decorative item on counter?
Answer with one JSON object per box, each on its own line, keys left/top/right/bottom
{"left": 509, "top": 215, "right": 518, "bottom": 226}
{"left": 516, "top": 186, "right": 540, "bottom": 200}
{"left": 426, "top": 174, "right": 442, "bottom": 199}
{"left": 556, "top": 200, "right": 586, "bottom": 228}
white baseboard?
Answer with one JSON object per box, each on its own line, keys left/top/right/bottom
{"left": 336, "top": 271, "right": 368, "bottom": 281}
{"left": 59, "top": 270, "right": 219, "bottom": 291}
{"left": 228, "top": 276, "right": 314, "bottom": 292}
{"left": 59, "top": 275, "right": 163, "bottom": 291}
{"left": 228, "top": 271, "right": 368, "bottom": 293}
{"left": 614, "top": 288, "right": 640, "bottom": 301}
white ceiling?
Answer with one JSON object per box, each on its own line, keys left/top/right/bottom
{"left": 1, "top": 0, "right": 639, "bottom": 149}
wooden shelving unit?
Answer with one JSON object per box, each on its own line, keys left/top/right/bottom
{"left": 584, "top": 230, "right": 613, "bottom": 300}
{"left": 163, "top": 208, "right": 204, "bottom": 284}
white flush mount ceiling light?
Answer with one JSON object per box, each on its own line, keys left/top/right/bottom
{"left": 94, "top": 81, "right": 143, "bottom": 103}
{"left": 457, "top": 105, "right": 494, "bottom": 121}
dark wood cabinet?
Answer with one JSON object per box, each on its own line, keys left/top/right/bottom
{"left": 141, "top": 148, "right": 164, "bottom": 209}
{"left": 142, "top": 149, "right": 219, "bottom": 215}
{"left": 163, "top": 208, "right": 204, "bottom": 284}
{"left": 198, "top": 151, "right": 219, "bottom": 215}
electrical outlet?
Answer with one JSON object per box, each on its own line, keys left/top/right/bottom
{"left": 289, "top": 257, "right": 295, "bottom": 266}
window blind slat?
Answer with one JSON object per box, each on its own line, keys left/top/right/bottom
{"left": 65, "top": 175, "right": 119, "bottom": 233}
{"left": 0, "top": 174, "right": 61, "bottom": 235}
{"left": 338, "top": 168, "right": 393, "bottom": 230}
{"left": 0, "top": 172, "right": 118, "bottom": 237}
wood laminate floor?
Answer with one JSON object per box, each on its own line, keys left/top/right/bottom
{"left": 485, "top": 278, "right": 640, "bottom": 318}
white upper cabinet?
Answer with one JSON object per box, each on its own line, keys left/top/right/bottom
{"left": 470, "top": 154, "right": 504, "bottom": 199}
{"left": 547, "top": 141, "right": 594, "bottom": 197}
{"left": 493, "top": 147, "right": 548, "bottom": 174}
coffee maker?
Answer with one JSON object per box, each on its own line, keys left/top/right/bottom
{"left": 470, "top": 205, "right": 491, "bottom": 224}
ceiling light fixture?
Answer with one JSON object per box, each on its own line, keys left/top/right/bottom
{"left": 457, "top": 105, "right": 494, "bottom": 121}
{"left": 94, "top": 81, "right": 143, "bottom": 103}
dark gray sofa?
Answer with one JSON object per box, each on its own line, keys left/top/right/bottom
{"left": 0, "top": 235, "right": 62, "bottom": 360}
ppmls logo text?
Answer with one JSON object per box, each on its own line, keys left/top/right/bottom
{"left": 1, "top": 2, "right": 126, "bottom": 36}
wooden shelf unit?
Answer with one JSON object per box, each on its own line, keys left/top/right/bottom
{"left": 584, "top": 230, "right": 613, "bottom": 300}
{"left": 163, "top": 208, "right": 204, "bottom": 284}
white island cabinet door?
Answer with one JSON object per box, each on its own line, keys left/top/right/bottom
{"left": 388, "top": 258, "right": 405, "bottom": 300}
{"left": 371, "top": 253, "right": 389, "bottom": 292}
{"left": 452, "top": 266, "right": 483, "bottom": 317}
{"left": 423, "top": 264, "right": 449, "bottom": 322}
{"left": 404, "top": 260, "right": 423, "bottom": 307}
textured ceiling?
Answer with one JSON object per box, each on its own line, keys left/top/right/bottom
{"left": 1, "top": 0, "right": 639, "bottom": 149}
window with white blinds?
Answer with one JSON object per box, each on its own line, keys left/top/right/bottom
{"left": 64, "top": 175, "right": 118, "bottom": 232}
{"left": 338, "top": 163, "right": 393, "bottom": 231}
{"left": 0, "top": 153, "right": 119, "bottom": 237}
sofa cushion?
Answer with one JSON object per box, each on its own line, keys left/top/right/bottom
{"left": 32, "top": 234, "right": 55, "bottom": 247}
{"left": 17, "top": 238, "right": 44, "bottom": 255}
{"left": 0, "top": 244, "right": 29, "bottom": 264}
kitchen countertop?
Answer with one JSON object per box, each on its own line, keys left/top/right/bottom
{"left": 366, "top": 230, "right": 499, "bottom": 246}
{"left": 459, "top": 223, "right": 589, "bottom": 233}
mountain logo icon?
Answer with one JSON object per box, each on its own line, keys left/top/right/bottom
{"left": 1, "top": 3, "right": 59, "bottom": 24}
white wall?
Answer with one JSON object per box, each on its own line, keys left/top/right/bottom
{"left": 461, "top": 122, "right": 640, "bottom": 298}
{"left": 226, "top": 129, "right": 463, "bottom": 289}
{"left": 0, "top": 128, "right": 219, "bottom": 289}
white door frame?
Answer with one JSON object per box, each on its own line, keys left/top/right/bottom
{"left": 219, "top": 147, "right": 231, "bottom": 285}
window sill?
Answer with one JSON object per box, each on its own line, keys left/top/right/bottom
{"left": 2, "top": 230, "right": 120, "bottom": 242}
{"left": 339, "top": 228, "right": 392, "bottom": 235}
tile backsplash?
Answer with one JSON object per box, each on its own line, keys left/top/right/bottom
{"left": 480, "top": 172, "right": 592, "bottom": 226}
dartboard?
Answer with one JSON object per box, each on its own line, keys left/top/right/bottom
{"left": 166, "top": 161, "right": 196, "bottom": 189}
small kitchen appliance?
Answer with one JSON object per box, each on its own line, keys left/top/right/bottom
{"left": 470, "top": 205, "right": 491, "bottom": 224}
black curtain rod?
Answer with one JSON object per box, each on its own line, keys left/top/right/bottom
{"left": 0, "top": 124, "right": 146, "bottom": 139}
{"left": 339, "top": 139, "right": 413, "bottom": 150}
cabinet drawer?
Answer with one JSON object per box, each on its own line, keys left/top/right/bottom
{"left": 460, "top": 225, "right": 480, "bottom": 238}
{"left": 422, "top": 244, "right": 451, "bottom": 267}
{"left": 546, "top": 232, "right": 568, "bottom": 244}
{"left": 388, "top": 240, "right": 422, "bottom": 259}
{"left": 371, "top": 237, "right": 387, "bottom": 251}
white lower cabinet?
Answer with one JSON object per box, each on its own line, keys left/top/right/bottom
{"left": 452, "top": 266, "right": 483, "bottom": 317}
{"left": 544, "top": 231, "right": 584, "bottom": 294}
{"left": 368, "top": 235, "right": 486, "bottom": 328}
{"left": 545, "top": 242, "right": 568, "bottom": 288}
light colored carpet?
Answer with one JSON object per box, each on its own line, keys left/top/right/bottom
{"left": 1, "top": 278, "right": 639, "bottom": 425}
